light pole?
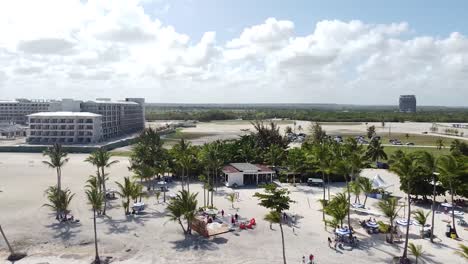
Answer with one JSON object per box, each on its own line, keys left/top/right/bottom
{"left": 430, "top": 172, "right": 440, "bottom": 243}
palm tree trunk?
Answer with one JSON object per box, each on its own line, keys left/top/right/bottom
{"left": 187, "top": 168, "right": 190, "bottom": 194}
{"left": 279, "top": 222, "right": 287, "bottom": 264}
{"left": 0, "top": 225, "right": 14, "bottom": 256}
{"left": 430, "top": 173, "right": 436, "bottom": 243}
{"left": 402, "top": 193, "right": 411, "bottom": 260}
{"left": 93, "top": 209, "right": 100, "bottom": 264}
{"left": 363, "top": 195, "right": 368, "bottom": 207}
{"left": 56, "top": 167, "right": 62, "bottom": 194}
{"left": 178, "top": 218, "right": 187, "bottom": 234}
{"left": 327, "top": 174, "right": 331, "bottom": 200}
{"left": 101, "top": 167, "right": 107, "bottom": 215}
{"left": 450, "top": 182, "right": 457, "bottom": 236}
{"left": 203, "top": 185, "right": 206, "bottom": 208}
{"left": 322, "top": 172, "right": 326, "bottom": 222}
{"left": 346, "top": 176, "right": 352, "bottom": 239}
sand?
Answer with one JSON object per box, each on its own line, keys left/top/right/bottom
{"left": 147, "top": 120, "right": 468, "bottom": 146}
{"left": 0, "top": 153, "right": 466, "bottom": 263}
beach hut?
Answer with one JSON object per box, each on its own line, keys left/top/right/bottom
{"left": 222, "top": 163, "right": 275, "bottom": 187}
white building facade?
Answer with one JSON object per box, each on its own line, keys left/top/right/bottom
{"left": 222, "top": 163, "right": 275, "bottom": 187}
{"left": 27, "top": 112, "right": 103, "bottom": 144}
{"left": 80, "top": 98, "right": 145, "bottom": 140}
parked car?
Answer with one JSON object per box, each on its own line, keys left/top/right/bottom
{"left": 406, "top": 142, "right": 415, "bottom": 146}
{"left": 307, "top": 178, "right": 324, "bottom": 187}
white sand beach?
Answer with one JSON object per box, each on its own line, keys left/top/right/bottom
{"left": 0, "top": 153, "right": 466, "bottom": 264}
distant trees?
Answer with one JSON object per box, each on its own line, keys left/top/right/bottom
{"left": 366, "top": 139, "right": 387, "bottom": 162}
{"left": 367, "top": 125, "right": 376, "bottom": 139}
{"left": 308, "top": 122, "right": 327, "bottom": 144}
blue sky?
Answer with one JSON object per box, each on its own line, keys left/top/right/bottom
{"left": 0, "top": 0, "right": 467, "bottom": 105}
{"left": 147, "top": 0, "right": 468, "bottom": 43}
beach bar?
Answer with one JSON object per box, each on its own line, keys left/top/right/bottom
{"left": 222, "top": 163, "right": 275, "bottom": 187}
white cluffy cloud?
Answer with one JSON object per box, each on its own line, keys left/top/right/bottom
{"left": 0, "top": 0, "right": 467, "bottom": 105}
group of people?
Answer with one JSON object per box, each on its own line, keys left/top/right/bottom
{"left": 302, "top": 254, "right": 315, "bottom": 264}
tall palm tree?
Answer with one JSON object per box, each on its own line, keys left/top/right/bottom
{"left": 350, "top": 181, "right": 362, "bottom": 203}
{"left": 358, "top": 177, "right": 374, "bottom": 207}
{"left": 85, "top": 182, "right": 104, "bottom": 264}
{"left": 43, "top": 143, "right": 69, "bottom": 195}
{"left": 366, "top": 139, "right": 387, "bottom": 163}
{"left": 264, "top": 144, "right": 285, "bottom": 169}
{"left": 43, "top": 186, "right": 75, "bottom": 220}
{"left": 377, "top": 197, "right": 399, "bottom": 243}
{"left": 408, "top": 243, "right": 424, "bottom": 264}
{"left": 416, "top": 151, "right": 438, "bottom": 243}
{"left": 437, "top": 155, "right": 467, "bottom": 237}
{"left": 254, "top": 185, "right": 294, "bottom": 264}
{"left": 132, "top": 164, "right": 154, "bottom": 191}
{"left": 286, "top": 147, "right": 305, "bottom": 185}
{"left": 436, "top": 138, "right": 444, "bottom": 150}
{"left": 334, "top": 160, "right": 353, "bottom": 237}
{"left": 324, "top": 192, "right": 348, "bottom": 228}
{"left": 85, "top": 149, "right": 119, "bottom": 215}
{"left": 166, "top": 190, "right": 198, "bottom": 235}
{"left": 390, "top": 152, "right": 420, "bottom": 261}
{"left": 264, "top": 211, "right": 285, "bottom": 257}
{"left": 115, "top": 177, "right": 135, "bottom": 215}
{"left": 455, "top": 244, "right": 468, "bottom": 260}
{"left": 412, "top": 209, "right": 430, "bottom": 238}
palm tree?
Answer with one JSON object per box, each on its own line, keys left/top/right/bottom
{"left": 86, "top": 149, "right": 119, "bottom": 215}
{"left": 264, "top": 144, "right": 285, "bottom": 169}
{"left": 437, "top": 155, "right": 467, "bottom": 238}
{"left": 455, "top": 244, "right": 468, "bottom": 259}
{"left": 43, "top": 143, "right": 69, "bottom": 196}
{"left": 358, "top": 177, "right": 374, "bottom": 207}
{"left": 324, "top": 192, "right": 348, "bottom": 228}
{"left": 307, "top": 143, "right": 331, "bottom": 222}
{"left": 254, "top": 184, "right": 294, "bottom": 264}
{"left": 166, "top": 190, "right": 198, "bottom": 235}
{"left": 350, "top": 181, "right": 362, "bottom": 203}
{"left": 412, "top": 209, "right": 430, "bottom": 238}
{"left": 436, "top": 138, "right": 444, "bottom": 150}
{"left": 132, "top": 164, "right": 154, "bottom": 191}
{"left": 366, "top": 139, "right": 387, "bottom": 163}
{"left": 416, "top": 151, "right": 438, "bottom": 243}
{"left": 227, "top": 193, "right": 236, "bottom": 209}
{"left": 377, "top": 197, "right": 399, "bottom": 243}
{"left": 85, "top": 182, "right": 104, "bottom": 264}
{"left": 286, "top": 147, "right": 305, "bottom": 185}
{"left": 0, "top": 224, "right": 27, "bottom": 261}
{"left": 43, "top": 186, "right": 75, "bottom": 220}
{"left": 115, "top": 177, "right": 134, "bottom": 215}
{"left": 390, "top": 152, "right": 420, "bottom": 261}
{"left": 408, "top": 243, "right": 424, "bottom": 264}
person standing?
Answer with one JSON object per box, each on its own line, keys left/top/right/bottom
{"left": 221, "top": 209, "right": 224, "bottom": 217}
{"left": 328, "top": 237, "right": 332, "bottom": 248}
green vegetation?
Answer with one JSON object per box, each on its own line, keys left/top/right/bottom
{"left": 146, "top": 107, "right": 468, "bottom": 123}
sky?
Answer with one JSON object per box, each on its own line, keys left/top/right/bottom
{"left": 0, "top": 0, "right": 467, "bottom": 106}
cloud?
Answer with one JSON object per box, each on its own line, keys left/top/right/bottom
{"left": 17, "top": 38, "right": 75, "bottom": 55}
{"left": 0, "top": 1, "right": 467, "bottom": 105}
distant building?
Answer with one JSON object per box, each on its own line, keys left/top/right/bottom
{"left": 80, "top": 98, "right": 145, "bottom": 140}
{"left": 15, "top": 97, "right": 146, "bottom": 144}
{"left": 27, "top": 112, "right": 103, "bottom": 144}
{"left": 0, "top": 99, "right": 50, "bottom": 124}
{"left": 399, "top": 95, "right": 417, "bottom": 113}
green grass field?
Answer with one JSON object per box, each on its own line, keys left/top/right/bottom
{"left": 340, "top": 132, "right": 448, "bottom": 146}
{"left": 382, "top": 145, "right": 450, "bottom": 160}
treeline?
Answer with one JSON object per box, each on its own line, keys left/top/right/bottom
{"left": 145, "top": 108, "right": 468, "bottom": 123}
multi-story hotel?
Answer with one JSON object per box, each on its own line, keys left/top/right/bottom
{"left": 80, "top": 98, "right": 145, "bottom": 140}
{"left": 399, "top": 95, "right": 417, "bottom": 113}
{"left": 27, "top": 112, "right": 103, "bottom": 144}
{"left": 5, "top": 97, "right": 147, "bottom": 144}
{"left": 0, "top": 99, "right": 50, "bottom": 124}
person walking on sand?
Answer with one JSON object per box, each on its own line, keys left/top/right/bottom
{"left": 328, "top": 237, "right": 332, "bottom": 248}
{"left": 221, "top": 209, "right": 224, "bottom": 217}
{"left": 302, "top": 255, "right": 306, "bottom": 264}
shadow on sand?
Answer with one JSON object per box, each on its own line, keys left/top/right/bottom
{"left": 44, "top": 221, "right": 82, "bottom": 240}
{"left": 170, "top": 235, "right": 228, "bottom": 252}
